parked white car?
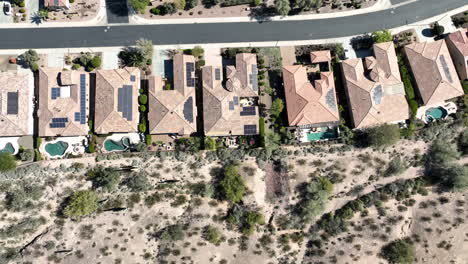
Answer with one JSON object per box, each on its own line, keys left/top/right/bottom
{"left": 3, "top": 2, "right": 12, "bottom": 16}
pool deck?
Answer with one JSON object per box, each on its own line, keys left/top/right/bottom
{"left": 40, "top": 136, "right": 88, "bottom": 159}
{"left": 416, "top": 102, "right": 457, "bottom": 124}
{"left": 0, "top": 137, "right": 20, "bottom": 155}
{"left": 102, "top": 133, "right": 141, "bottom": 153}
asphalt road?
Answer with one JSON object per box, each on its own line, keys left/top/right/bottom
{"left": 0, "top": 0, "right": 466, "bottom": 49}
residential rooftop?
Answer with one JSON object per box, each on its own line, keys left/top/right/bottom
{"left": 310, "top": 50, "right": 332, "bottom": 64}
{"left": 94, "top": 68, "right": 140, "bottom": 134}
{"left": 38, "top": 68, "right": 89, "bottom": 137}
{"left": 282, "top": 57, "right": 340, "bottom": 127}
{"left": 0, "top": 71, "right": 33, "bottom": 137}
{"left": 404, "top": 40, "right": 464, "bottom": 106}
{"left": 148, "top": 54, "right": 197, "bottom": 135}
{"left": 202, "top": 53, "right": 259, "bottom": 136}
{"left": 342, "top": 42, "right": 409, "bottom": 128}
{"left": 446, "top": 28, "right": 468, "bottom": 80}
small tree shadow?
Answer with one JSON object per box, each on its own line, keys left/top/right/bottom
{"left": 30, "top": 13, "right": 44, "bottom": 25}
{"left": 421, "top": 28, "right": 434, "bottom": 38}
{"left": 248, "top": 5, "right": 275, "bottom": 22}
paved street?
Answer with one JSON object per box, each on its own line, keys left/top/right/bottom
{"left": 0, "top": 0, "right": 465, "bottom": 49}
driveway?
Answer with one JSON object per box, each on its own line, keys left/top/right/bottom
{"left": 105, "top": 0, "right": 129, "bottom": 24}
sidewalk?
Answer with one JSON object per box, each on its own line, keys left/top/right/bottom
{"left": 0, "top": 0, "right": 107, "bottom": 28}
{"left": 130, "top": 0, "right": 392, "bottom": 25}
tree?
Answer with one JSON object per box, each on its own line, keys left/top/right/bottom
{"left": 129, "top": 0, "right": 149, "bottom": 13}
{"left": 372, "top": 30, "right": 392, "bottom": 43}
{"left": 162, "top": 3, "right": 177, "bottom": 14}
{"left": 0, "top": 153, "right": 16, "bottom": 172}
{"left": 204, "top": 137, "right": 216, "bottom": 150}
{"left": 191, "top": 46, "right": 204, "bottom": 58}
{"left": 219, "top": 165, "right": 247, "bottom": 203}
{"left": 458, "top": 130, "right": 468, "bottom": 155}
{"left": 138, "top": 94, "right": 148, "bottom": 105}
{"left": 78, "top": 52, "right": 93, "bottom": 66}
{"left": 136, "top": 38, "right": 154, "bottom": 62}
{"left": 90, "top": 56, "right": 102, "bottom": 68}
{"left": 425, "top": 140, "right": 463, "bottom": 190}
{"left": 87, "top": 166, "right": 120, "bottom": 192}
{"left": 125, "top": 173, "right": 149, "bottom": 192}
{"left": 63, "top": 190, "right": 98, "bottom": 219}
{"left": 18, "top": 49, "right": 39, "bottom": 70}
{"left": 381, "top": 239, "right": 415, "bottom": 264}
{"left": 432, "top": 22, "right": 444, "bottom": 36}
{"left": 185, "top": 0, "right": 198, "bottom": 9}
{"left": 119, "top": 48, "right": 146, "bottom": 67}
{"left": 270, "top": 98, "right": 284, "bottom": 118}
{"left": 274, "top": 0, "right": 290, "bottom": 16}
{"left": 294, "top": 176, "right": 333, "bottom": 225}
{"left": 438, "top": 164, "right": 468, "bottom": 192}
{"left": 365, "top": 124, "right": 400, "bottom": 147}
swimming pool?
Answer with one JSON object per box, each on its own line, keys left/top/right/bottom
{"left": 0, "top": 143, "right": 15, "bottom": 154}
{"left": 425, "top": 107, "right": 447, "bottom": 122}
{"left": 307, "top": 128, "right": 338, "bottom": 141}
{"left": 104, "top": 137, "right": 131, "bottom": 152}
{"left": 45, "top": 141, "right": 69, "bottom": 157}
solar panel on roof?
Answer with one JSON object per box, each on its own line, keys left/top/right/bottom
{"left": 51, "top": 87, "right": 60, "bottom": 100}
{"left": 252, "top": 64, "right": 258, "bottom": 74}
{"left": 215, "top": 68, "right": 221, "bottom": 81}
{"left": 130, "top": 75, "right": 136, "bottom": 82}
{"left": 439, "top": 55, "right": 454, "bottom": 83}
{"left": 244, "top": 124, "right": 257, "bottom": 135}
{"left": 233, "top": 96, "right": 239, "bottom": 105}
{"left": 49, "top": 116, "right": 68, "bottom": 128}
{"left": 117, "top": 85, "right": 133, "bottom": 121}
{"left": 7, "top": 92, "right": 18, "bottom": 115}
{"left": 229, "top": 101, "right": 234, "bottom": 110}
{"left": 183, "top": 96, "right": 194, "bottom": 123}
{"left": 325, "top": 89, "right": 338, "bottom": 110}
{"left": 240, "top": 106, "right": 256, "bottom": 116}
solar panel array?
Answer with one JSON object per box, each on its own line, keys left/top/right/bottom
{"left": 215, "top": 68, "right": 221, "bottom": 81}
{"left": 372, "top": 85, "right": 384, "bottom": 105}
{"left": 7, "top": 92, "right": 18, "bottom": 115}
{"left": 118, "top": 85, "right": 133, "bottom": 121}
{"left": 240, "top": 106, "right": 256, "bottom": 116}
{"left": 233, "top": 96, "right": 239, "bottom": 105}
{"left": 74, "top": 74, "right": 87, "bottom": 124}
{"left": 51, "top": 87, "right": 61, "bottom": 100}
{"left": 183, "top": 96, "right": 194, "bottom": 123}
{"left": 439, "top": 55, "right": 453, "bottom": 83}
{"left": 186, "top": 62, "right": 195, "bottom": 87}
{"left": 325, "top": 89, "right": 337, "bottom": 110}
{"left": 244, "top": 124, "right": 257, "bottom": 135}
{"left": 50, "top": 117, "right": 68, "bottom": 128}
{"left": 229, "top": 101, "right": 234, "bottom": 110}
{"left": 249, "top": 64, "right": 258, "bottom": 92}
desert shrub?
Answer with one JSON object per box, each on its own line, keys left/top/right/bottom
{"left": 0, "top": 153, "right": 16, "bottom": 172}
{"left": 381, "top": 239, "right": 414, "bottom": 264}
{"left": 125, "top": 173, "right": 149, "bottom": 192}
{"left": 160, "top": 224, "right": 185, "bottom": 241}
{"left": 18, "top": 49, "right": 39, "bottom": 69}
{"left": 458, "top": 130, "right": 468, "bottom": 155}
{"left": 293, "top": 176, "right": 333, "bottom": 226}
{"left": 219, "top": 165, "right": 247, "bottom": 203}
{"left": 0, "top": 217, "right": 46, "bottom": 239}
{"left": 202, "top": 225, "right": 222, "bottom": 244}
{"left": 424, "top": 140, "right": 462, "bottom": 188}
{"left": 129, "top": 0, "right": 150, "bottom": 13}
{"left": 226, "top": 205, "right": 264, "bottom": 235}
{"left": 385, "top": 156, "right": 406, "bottom": 177}
{"left": 4, "top": 184, "right": 44, "bottom": 212}
{"left": 364, "top": 124, "right": 400, "bottom": 147}
{"left": 63, "top": 190, "right": 99, "bottom": 219}
{"left": 19, "top": 149, "right": 34, "bottom": 161}
{"left": 185, "top": 0, "right": 198, "bottom": 9}
{"left": 87, "top": 166, "right": 120, "bottom": 191}
{"left": 372, "top": 30, "right": 392, "bottom": 43}
{"left": 175, "top": 137, "right": 202, "bottom": 153}
{"left": 204, "top": 136, "right": 216, "bottom": 150}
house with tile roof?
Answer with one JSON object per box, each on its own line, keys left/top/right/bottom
{"left": 38, "top": 68, "right": 89, "bottom": 137}
{"left": 0, "top": 72, "right": 33, "bottom": 137}
{"left": 148, "top": 54, "right": 197, "bottom": 135}
{"left": 94, "top": 68, "right": 140, "bottom": 134}
{"left": 282, "top": 51, "right": 339, "bottom": 128}
{"left": 404, "top": 40, "right": 464, "bottom": 106}
{"left": 341, "top": 42, "right": 409, "bottom": 128}
{"left": 44, "top": 0, "right": 70, "bottom": 9}
{"left": 446, "top": 29, "right": 468, "bottom": 81}
{"left": 202, "top": 53, "right": 259, "bottom": 136}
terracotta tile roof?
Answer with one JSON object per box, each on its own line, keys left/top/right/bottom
{"left": 148, "top": 54, "right": 197, "bottom": 135}
{"left": 342, "top": 42, "right": 409, "bottom": 128}
{"left": 0, "top": 72, "right": 32, "bottom": 136}
{"left": 282, "top": 63, "right": 340, "bottom": 127}
{"left": 404, "top": 40, "right": 464, "bottom": 105}
{"left": 38, "top": 68, "right": 89, "bottom": 137}
{"left": 446, "top": 29, "right": 468, "bottom": 80}
{"left": 94, "top": 68, "right": 140, "bottom": 134}
{"left": 44, "top": 0, "right": 69, "bottom": 7}
{"left": 202, "top": 53, "right": 259, "bottom": 136}
{"left": 310, "top": 50, "right": 332, "bottom": 64}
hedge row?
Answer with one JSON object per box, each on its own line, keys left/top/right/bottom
{"left": 220, "top": 0, "right": 253, "bottom": 7}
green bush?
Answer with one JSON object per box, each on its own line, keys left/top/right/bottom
{"left": 196, "top": 59, "right": 206, "bottom": 68}
{"left": 90, "top": 56, "right": 101, "bottom": 68}
{"left": 371, "top": 30, "right": 392, "bottom": 43}
{"left": 72, "top": 63, "right": 81, "bottom": 70}
{"left": 364, "top": 124, "right": 400, "bottom": 147}
{"left": 293, "top": 177, "right": 333, "bottom": 225}
{"left": 161, "top": 224, "right": 185, "bottom": 241}
{"left": 139, "top": 105, "right": 147, "bottom": 112}
{"left": 381, "top": 239, "right": 415, "bottom": 264}
{"left": 202, "top": 225, "right": 222, "bottom": 244}
{"left": 219, "top": 165, "right": 247, "bottom": 203}
{"left": 129, "top": 0, "right": 150, "bottom": 13}
{"left": 204, "top": 136, "right": 216, "bottom": 150}
{"left": 138, "top": 94, "right": 148, "bottom": 105}
{"left": 220, "top": 0, "right": 252, "bottom": 7}
{"left": 125, "top": 173, "right": 149, "bottom": 192}
{"left": 139, "top": 123, "right": 147, "bottom": 133}
{"left": 0, "top": 153, "right": 16, "bottom": 172}
{"left": 63, "top": 190, "right": 98, "bottom": 219}
{"left": 192, "top": 46, "right": 204, "bottom": 58}
{"left": 408, "top": 99, "right": 418, "bottom": 117}
{"left": 87, "top": 166, "right": 120, "bottom": 191}
{"left": 150, "top": 7, "right": 161, "bottom": 15}
{"left": 145, "top": 134, "right": 152, "bottom": 145}
{"left": 19, "top": 8, "right": 25, "bottom": 13}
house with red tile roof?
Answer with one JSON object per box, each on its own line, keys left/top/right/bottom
{"left": 404, "top": 40, "right": 464, "bottom": 106}
{"left": 446, "top": 29, "right": 468, "bottom": 81}
{"left": 342, "top": 42, "right": 409, "bottom": 128}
